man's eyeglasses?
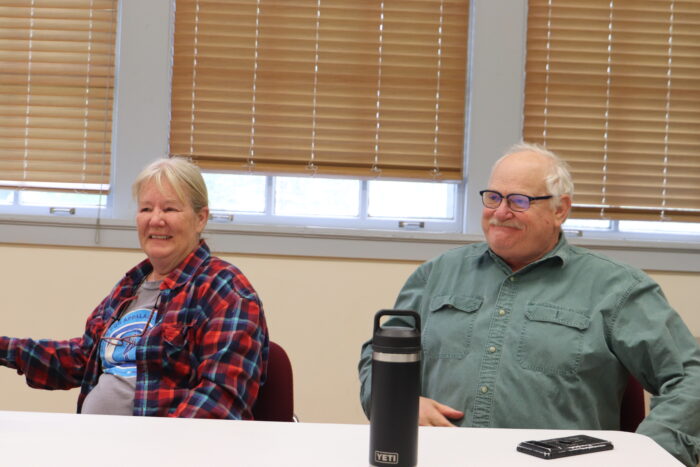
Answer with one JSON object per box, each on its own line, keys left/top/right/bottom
{"left": 479, "top": 190, "right": 553, "bottom": 212}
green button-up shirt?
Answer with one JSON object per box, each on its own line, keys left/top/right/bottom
{"left": 359, "top": 236, "right": 700, "bottom": 466}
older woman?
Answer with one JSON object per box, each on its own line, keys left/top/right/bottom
{"left": 0, "top": 157, "right": 268, "bottom": 419}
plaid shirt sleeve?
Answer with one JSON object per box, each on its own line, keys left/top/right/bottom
{"left": 0, "top": 298, "right": 109, "bottom": 390}
{"left": 137, "top": 254, "right": 268, "bottom": 420}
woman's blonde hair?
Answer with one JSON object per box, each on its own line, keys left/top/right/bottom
{"left": 132, "top": 157, "right": 208, "bottom": 212}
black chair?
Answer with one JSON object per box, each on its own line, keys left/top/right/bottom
{"left": 252, "top": 341, "right": 296, "bottom": 422}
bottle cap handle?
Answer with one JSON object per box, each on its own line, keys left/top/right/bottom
{"left": 373, "top": 309, "right": 421, "bottom": 333}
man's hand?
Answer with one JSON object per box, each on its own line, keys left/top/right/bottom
{"left": 419, "top": 396, "right": 464, "bottom": 426}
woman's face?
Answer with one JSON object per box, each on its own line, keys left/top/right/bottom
{"left": 136, "top": 178, "right": 208, "bottom": 279}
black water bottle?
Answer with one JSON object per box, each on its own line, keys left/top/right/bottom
{"left": 369, "top": 309, "right": 421, "bottom": 467}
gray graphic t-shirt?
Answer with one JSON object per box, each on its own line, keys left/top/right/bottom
{"left": 81, "top": 279, "right": 161, "bottom": 415}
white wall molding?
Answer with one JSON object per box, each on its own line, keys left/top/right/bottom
{"left": 2, "top": 216, "right": 699, "bottom": 272}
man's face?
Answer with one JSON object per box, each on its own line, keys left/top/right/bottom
{"left": 481, "top": 151, "right": 570, "bottom": 271}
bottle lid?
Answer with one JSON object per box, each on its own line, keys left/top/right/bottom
{"left": 373, "top": 325, "right": 421, "bottom": 353}
{"left": 372, "top": 309, "right": 421, "bottom": 353}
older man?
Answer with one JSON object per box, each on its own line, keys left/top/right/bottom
{"left": 358, "top": 143, "right": 700, "bottom": 466}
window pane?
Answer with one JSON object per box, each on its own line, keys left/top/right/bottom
{"left": 368, "top": 180, "right": 455, "bottom": 219}
{"left": 19, "top": 191, "right": 106, "bottom": 207}
{"left": 0, "top": 189, "right": 13, "bottom": 205}
{"left": 620, "top": 221, "right": 700, "bottom": 235}
{"left": 275, "top": 176, "right": 359, "bottom": 217}
{"left": 204, "top": 173, "right": 266, "bottom": 213}
{"left": 563, "top": 219, "right": 612, "bottom": 230}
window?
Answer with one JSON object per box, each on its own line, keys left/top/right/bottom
{"left": 367, "top": 180, "right": 456, "bottom": 220}
{"left": 0, "top": 189, "right": 13, "bottom": 205}
{"left": 274, "top": 177, "right": 360, "bottom": 218}
{"left": 205, "top": 173, "right": 267, "bottom": 214}
{"left": 203, "top": 172, "right": 459, "bottom": 231}
{"left": 0, "top": 1, "right": 697, "bottom": 269}
{"left": 524, "top": 0, "right": 700, "bottom": 226}
{"left": 170, "top": 0, "right": 469, "bottom": 232}
{"left": 0, "top": 0, "right": 118, "bottom": 215}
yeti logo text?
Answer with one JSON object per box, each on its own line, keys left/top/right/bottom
{"left": 374, "top": 451, "right": 399, "bottom": 464}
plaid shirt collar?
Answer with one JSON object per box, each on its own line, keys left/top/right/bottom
{"left": 122, "top": 241, "right": 211, "bottom": 292}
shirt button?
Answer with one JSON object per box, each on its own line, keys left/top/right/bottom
{"left": 480, "top": 385, "right": 489, "bottom": 394}
{"left": 509, "top": 276, "right": 516, "bottom": 282}
{"left": 488, "top": 346, "right": 497, "bottom": 353}
{"left": 498, "top": 309, "right": 506, "bottom": 316}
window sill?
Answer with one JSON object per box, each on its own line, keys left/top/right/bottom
{"left": 0, "top": 214, "right": 699, "bottom": 272}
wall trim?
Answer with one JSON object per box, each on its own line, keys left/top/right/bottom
{"left": 1, "top": 215, "right": 699, "bottom": 272}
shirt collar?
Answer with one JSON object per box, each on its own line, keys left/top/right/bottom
{"left": 123, "top": 241, "right": 211, "bottom": 291}
{"left": 549, "top": 233, "right": 570, "bottom": 265}
{"left": 483, "top": 232, "right": 570, "bottom": 272}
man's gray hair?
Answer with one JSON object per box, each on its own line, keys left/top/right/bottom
{"left": 495, "top": 142, "right": 574, "bottom": 206}
{"left": 132, "top": 157, "right": 209, "bottom": 212}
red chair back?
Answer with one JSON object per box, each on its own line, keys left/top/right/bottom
{"left": 620, "top": 374, "right": 645, "bottom": 432}
{"left": 252, "top": 341, "right": 295, "bottom": 422}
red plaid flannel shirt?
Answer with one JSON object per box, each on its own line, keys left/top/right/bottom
{"left": 0, "top": 242, "right": 268, "bottom": 419}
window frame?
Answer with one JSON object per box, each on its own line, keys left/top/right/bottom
{"left": 0, "top": 0, "right": 698, "bottom": 273}
{"left": 204, "top": 173, "right": 464, "bottom": 234}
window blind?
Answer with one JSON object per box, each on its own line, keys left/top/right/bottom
{"left": 0, "top": 0, "right": 116, "bottom": 193}
{"left": 170, "top": 0, "right": 469, "bottom": 180}
{"left": 524, "top": 0, "right": 700, "bottom": 221}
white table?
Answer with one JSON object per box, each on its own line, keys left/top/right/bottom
{"left": 0, "top": 410, "right": 682, "bottom": 466}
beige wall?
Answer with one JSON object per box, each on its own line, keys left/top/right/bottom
{"left": 0, "top": 243, "right": 698, "bottom": 424}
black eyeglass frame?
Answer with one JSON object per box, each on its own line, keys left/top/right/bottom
{"left": 479, "top": 190, "right": 553, "bottom": 212}
{"left": 100, "top": 292, "right": 161, "bottom": 348}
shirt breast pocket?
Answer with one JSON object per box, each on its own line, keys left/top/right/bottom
{"left": 422, "top": 295, "right": 482, "bottom": 360}
{"left": 517, "top": 304, "right": 591, "bottom": 375}
{"left": 163, "top": 323, "right": 188, "bottom": 346}
{"left": 157, "top": 322, "right": 197, "bottom": 384}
